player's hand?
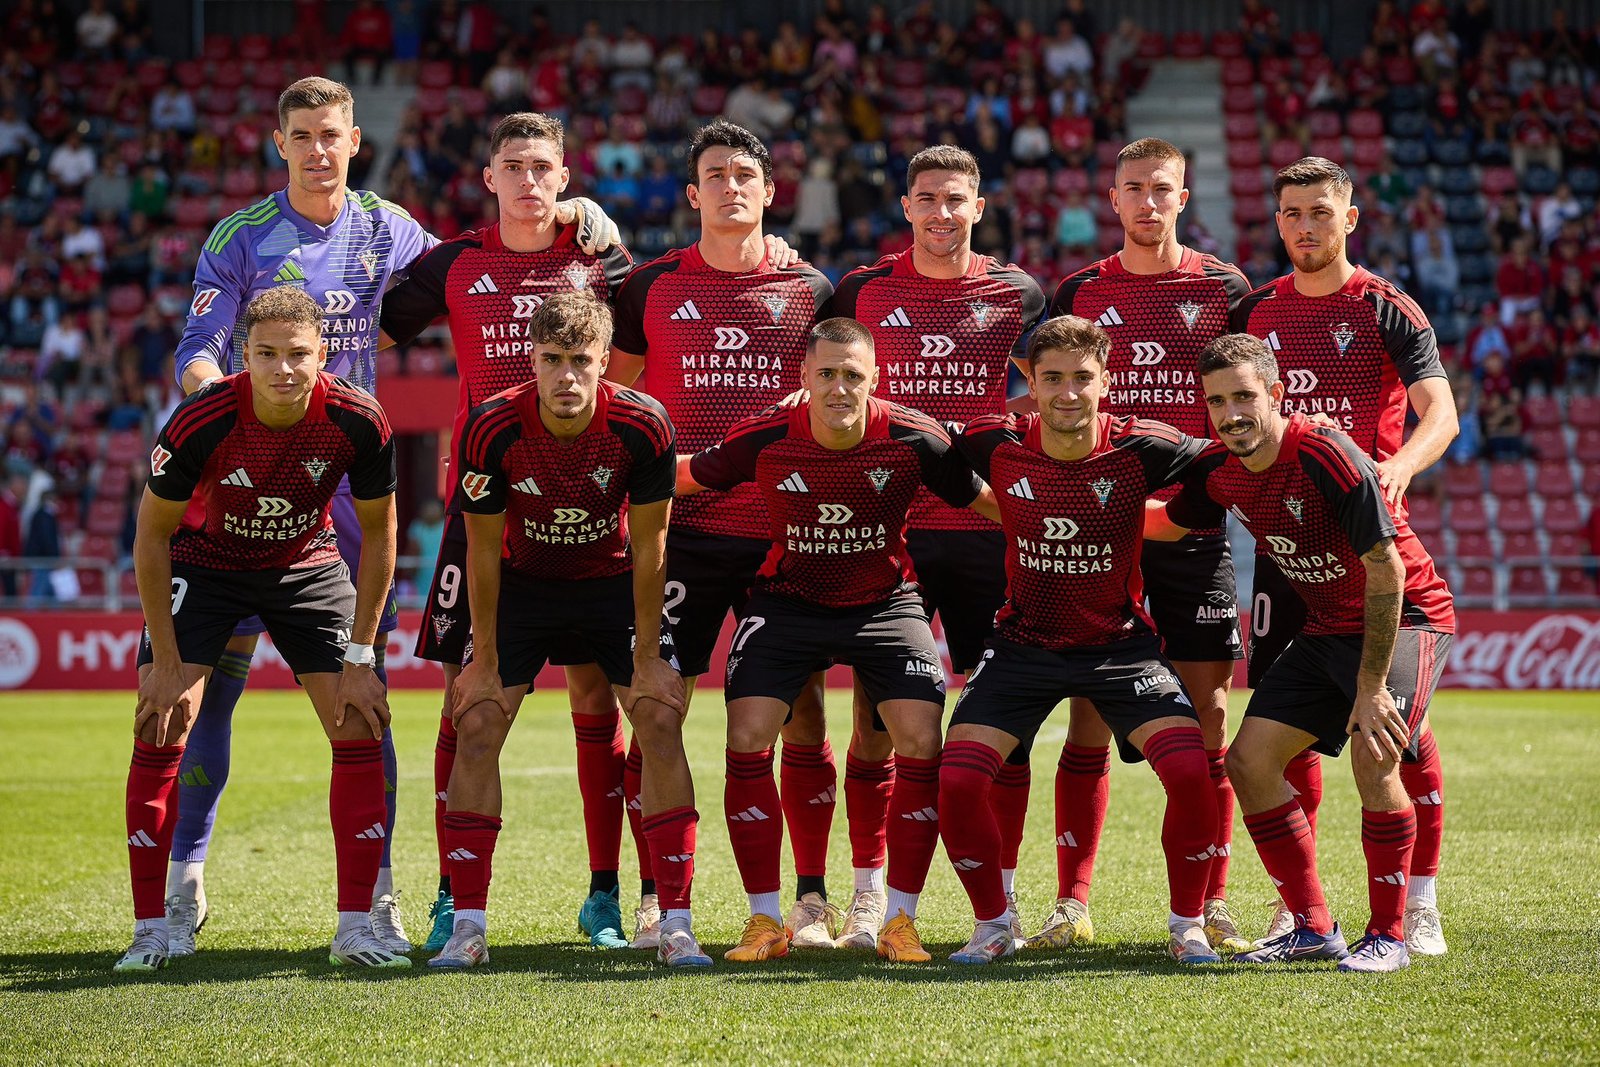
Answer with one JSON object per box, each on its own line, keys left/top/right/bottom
{"left": 451, "top": 658, "right": 510, "bottom": 723}
{"left": 763, "top": 233, "right": 801, "bottom": 268}
{"left": 1347, "top": 687, "right": 1408, "bottom": 763}
{"left": 626, "top": 654, "right": 686, "bottom": 718}
{"left": 135, "top": 662, "right": 194, "bottom": 742}
{"left": 334, "top": 663, "right": 391, "bottom": 740}
{"left": 1303, "top": 411, "right": 1342, "bottom": 431}
{"left": 557, "top": 197, "right": 621, "bottom": 254}
{"left": 777, "top": 386, "right": 810, "bottom": 410}
{"left": 1374, "top": 456, "right": 1415, "bottom": 509}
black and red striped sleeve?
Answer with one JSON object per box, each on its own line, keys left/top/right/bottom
{"left": 990, "top": 262, "right": 1047, "bottom": 358}
{"left": 891, "top": 404, "right": 983, "bottom": 508}
{"left": 1117, "top": 416, "right": 1210, "bottom": 491}
{"left": 378, "top": 236, "right": 470, "bottom": 346}
{"left": 791, "top": 261, "right": 834, "bottom": 317}
{"left": 1165, "top": 444, "right": 1230, "bottom": 529}
{"left": 612, "top": 389, "right": 677, "bottom": 506}
{"left": 455, "top": 395, "right": 521, "bottom": 515}
{"left": 611, "top": 254, "right": 677, "bottom": 355}
{"left": 327, "top": 378, "right": 397, "bottom": 499}
{"left": 1301, "top": 426, "right": 1397, "bottom": 555}
{"left": 687, "top": 407, "right": 788, "bottom": 492}
{"left": 599, "top": 242, "right": 634, "bottom": 301}
{"left": 955, "top": 412, "right": 1026, "bottom": 483}
{"left": 1369, "top": 284, "right": 1447, "bottom": 386}
{"left": 146, "top": 379, "right": 238, "bottom": 501}
{"left": 818, "top": 260, "right": 886, "bottom": 320}
{"left": 1049, "top": 261, "right": 1102, "bottom": 319}
{"left": 1232, "top": 278, "right": 1278, "bottom": 334}
{"left": 1202, "top": 257, "right": 1254, "bottom": 314}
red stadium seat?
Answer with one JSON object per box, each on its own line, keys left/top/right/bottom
{"left": 173, "top": 197, "right": 214, "bottom": 230}
{"left": 212, "top": 64, "right": 245, "bottom": 92}
{"left": 92, "top": 61, "right": 128, "bottom": 88}
{"left": 1521, "top": 393, "right": 1562, "bottom": 425}
{"left": 1574, "top": 430, "right": 1600, "bottom": 464}
{"left": 1526, "top": 425, "right": 1568, "bottom": 460}
{"left": 1138, "top": 31, "right": 1167, "bottom": 59}
{"left": 87, "top": 500, "right": 124, "bottom": 536}
{"left": 1507, "top": 563, "right": 1549, "bottom": 599}
{"left": 456, "top": 88, "right": 488, "bottom": 116}
{"left": 890, "top": 59, "right": 928, "bottom": 88}
{"left": 1225, "top": 114, "right": 1260, "bottom": 140}
{"left": 1535, "top": 461, "right": 1576, "bottom": 498}
{"left": 1568, "top": 395, "right": 1600, "bottom": 429}
{"left": 1172, "top": 31, "right": 1206, "bottom": 58}
{"left": 1052, "top": 168, "right": 1091, "bottom": 197}
{"left": 1487, "top": 460, "right": 1530, "bottom": 497}
{"left": 1291, "top": 31, "right": 1324, "bottom": 59}
{"left": 692, "top": 85, "right": 727, "bottom": 116}
{"left": 1449, "top": 495, "right": 1489, "bottom": 532}
{"left": 887, "top": 113, "right": 926, "bottom": 140}
{"left": 1095, "top": 225, "right": 1122, "bottom": 254}
{"left": 1481, "top": 166, "right": 1519, "bottom": 197}
{"left": 1223, "top": 86, "right": 1257, "bottom": 114}
{"left": 891, "top": 87, "right": 927, "bottom": 114}
{"left": 202, "top": 34, "right": 234, "bottom": 61}
{"left": 1452, "top": 530, "right": 1493, "bottom": 559}
{"left": 1227, "top": 140, "right": 1264, "bottom": 169}
{"left": 1406, "top": 496, "right": 1442, "bottom": 534}
{"left": 1543, "top": 498, "right": 1585, "bottom": 534}
{"left": 1496, "top": 496, "right": 1536, "bottom": 533}
{"left": 1011, "top": 168, "right": 1049, "bottom": 204}
{"left": 175, "top": 60, "right": 205, "bottom": 90}
{"left": 238, "top": 34, "right": 273, "bottom": 63}
{"left": 414, "top": 88, "right": 448, "bottom": 119}
{"left": 611, "top": 114, "right": 647, "bottom": 142}
{"left": 614, "top": 86, "right": 649, "bottom": 115}
{"left": 1582, "top": 465, "right": 1600, "bottom": 497}
{"left": 107, "top": 285, "right": 145, "bottom": 317}
{"left": 1548, "top": 531, "right": 1588, "bottom": 559}
{"left": 1346, "top": 110, "right": 1385, "bottom": 139}
{"left": 1383, "top": 56, "right": 1417, "bottom": 84}
{"left": 1350, "top": 138, "right": 1386, "bottom": 170}
{"left": 1455, "top": 565, "right": 1496, "bottom": 599}
{"left": 80, "top": 534, "right": 116, "bottom": 560}
{"left": 1233, "top": 196, "right": 1270, "bottom": 227}
{"left": 1222, "top": 58, "right": 1256, "bottom": 87}
{"left": 1268, "top": 138, "right": 1305, "bottom": 168}
{"left": 1307, "top": 111, "right": 1342, "bottom": 138}
{"left": 377, "top": 350, "right": 402, "bottom": 380}
{"left": 1211, "top": 31, "right": 1245, "bottom": 58}
{"left": 1308, "top": 137, "right": 1346, "bottom": 163}
{"left": 1229, "top": 167, "right": 1267, "bottom": 198}
{"left": 931, "top": 86, "right": 966, "bottom": 113}
{"left": 1556, "top": 567, "right": 1597, "bottom": 597}
{"left": 57, "top": 62, "right": 87, "bottom": 89}
{"left": 1501, "top": 531, "right": 1540, "bottom": 560}
{"left": 1095, "top": 142, "right": 1122, "bottom": 169}
{"left": 222, "top": 169, "right": 260, "bottom": 198}
{"left": 135, "top": 60, "right": 169, "bottom": 92}
{"left": 418, "top": 61, "right": 454, "bottom": 89}
{"left": 1259, "top": 57, "right": 1295, "bottom": 84}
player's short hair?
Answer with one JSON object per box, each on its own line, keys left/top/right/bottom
{"left": 489, "top": 111, "right": 565, "bottom": 160}
{"left": 807, "top": 316, "right": 875, "bottom": 355}
{"left": 1026, "top": 315, "right": 1110, "bottom": 370}
{"left": 1116, "top": 137, "right": 1186, "bottom": 177}
{"left": 528, "top": 291, "right": 613, "bottom": 353}
{"left": 242, "top": 285, "right": 324, "bottom": 339}
{"left": 277, "top": 76, "right": 354, "bottom": 130}
{"left": 688, "top": 119, "right": 773, "bottom": 184}
{"left": 1197, "top": 333, "right": 1281, "bottom": 390}
{"left": 1273, "top": 156, "right": 1353, "bottom": 202}
{"left": 905, "top": 145, "right": 980, "bottom": 191}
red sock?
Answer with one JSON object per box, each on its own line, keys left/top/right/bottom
{"left": 1362, "top": 807, "right": 1417, "bottom": 939}
{"left": 330, "top": 738, "right": 387, "bottom": 913}
{"left": 642, "top": 806, "right": 698, "bottom": 911}
{"left": 1284, "top": 749, "right": 1323, "bottom": 835}
{"left": 434, "top": 712, "right": 456, "bottom": 878}
{"left": 572, "top": 711, "right": 625, "bottom": 873}
{"left": 939, "top": 741, "right": 1007, "bottom": 920}
{"left": 1242, "top": 800, "right": 1332, "bottom": 934}
{"left": 844, "top": 752, "right": 894, "bottom": 870}
{"left": 1144, "top": 727, "right": 1219, "bottom": 919}
{"left": 1206, "top": 747, "right": 1235, "bottom": 899}
{"left": 127, "top": 739, "right": 184, "bottom": 921}
{"left": 990, "top": 761, "right": 1031, "bottom": 872}
{"left": 1054, "top": 742, "right": 1110, "bottom": 903}
{"left": 779, "top": 740, "right": 836, "bottom": 879}
{"left": 1400, "top": 730, "right": 1444, "bottom": 878}
{"left": 886, "top": 753, "right": 940, "bottom": 895}
{"left": 624, "top": 735, "right": 650, "bottom": 885}
{"left": 725, "top": 748, "right": 782, "bottom": 894}
{"left": 443, "top": 811, "right": 502, "bottom": 911}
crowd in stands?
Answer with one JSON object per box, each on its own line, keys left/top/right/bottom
{"left": 0, "top": 0, "right": 1595, "bottom": 606}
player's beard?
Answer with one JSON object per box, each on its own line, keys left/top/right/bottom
{"left": 1041, "top": 405, "right": 1094, "bottom": 437}
{"left": 1217, "top": 417, "right": 1263, "bottom": 457}
{"left": 1124, "top": 218, "right": 1171, "bottom": 248}
{"left": 1290, "top": 232, "right": 1344, "bottom": 275}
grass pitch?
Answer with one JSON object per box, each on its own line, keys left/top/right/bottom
{"left": 1, "top": 688, "right": 1597, "bottom": 1065}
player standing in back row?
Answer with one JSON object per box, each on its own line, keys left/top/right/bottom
{"left": 1044, "top": 138, "right": 1252, "bottom": 952}
{"left": 1236, "top": 157, "right": 1458, "bottom": 954}
{"left": 822, "top": 145, "right": 1045, "bottom": 942}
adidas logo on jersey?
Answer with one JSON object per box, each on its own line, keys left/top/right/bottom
{"left": 355, "top": 822, "right": 386, "bottom": 840}
{"left": 879, "top": 306, "right": 912, "bottom": 327}
{"left": 1185, "top": 843, "right": 1230, "bottom": 862}
{"left": 670, "top": 300, "right": 702, "bottom": 321}
{"left": 512, "top": 476, "right": 542, "bottom": 495}
{"left": 466, "top": 273, "right": 499, "bottom": 295}
{"left": 777, "top": 472, "right": 810, "bottom": 493}
{"left": 729, "top": 807, "right": 770, "bottom": 822}
{"left": 1096, "top": 306, "right": 1124, "bottom": 327}
{"left": 1007, "top": 477, "right": 1036, "bottom": 500}
{"left": 660, "top": 854, "right": 694, "bottom": 863}
{"left": 1264, "top": 330, "right": 1282, "bottom": 351}
{"left": 221, "top": 467, "right": 254, "bottom": 488}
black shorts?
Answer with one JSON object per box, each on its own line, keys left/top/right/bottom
{"left": 1246, "top": 554, "right": 1309, "bottom": 687}
{"left": 723, "top": 593, "right": 946, "bottom": 709}
{"left": 139, "top": 560, "right": 356, "bottom": 676}
{"left": 950, "top": 633, "right": 1199, "bottom": 764}
{"left": 1246, "top": 629, "right": 1452, "bottom": 761}
{"left": 664, "top": 528, "right": 770, "bottom": 678}
{"left": 1141, "top": 531, "right": 1243, "bottom": 664}
{"left": 490, "top": 569, "right": 679, "bottom": 690}
{"left": 415, "top": 511, "right": 470, "bottom": 666}
{"left": 906, "top": 526, "right": 1007, "bottom": 675}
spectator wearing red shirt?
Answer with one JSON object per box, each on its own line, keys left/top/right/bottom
{"left": 339, "top": 0, "right": 392, "bottom": 85}
{"left": 1497, "top": 239, "right": 1547, "bottom": 324}
{"left": 1510, "top": 307, "right": 1560, "bottom": 391}
{"left": 0, "top": 474, "right": 22, "bottom": 598}
{"left": 1050, "top": 110, "right": 1093, "bottom": 169}
{"left": 1369, "top": 0, "right": 1408, "bottom": 56}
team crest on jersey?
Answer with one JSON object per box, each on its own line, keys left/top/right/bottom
{"left": 1175, "top": 300, "right": 1203, "bottom": 330}
{"left": 1330, "top": 322, "right": 1356, "bottom": 354}
{"left": 970, "top": 300, "right": 993, "bottom": 329}
{"left": 1090, "top": 477, "right": 1115, "bottom": 507}
{"left": 358, "top": 251, "right": 381, "bottom": 281}
{"left": 303, "top": 458, "right": 330, "bottom": 484}
{"left": 865, "top": 467, "right": 892, "bottom": 492}
{"left": 564, "top": 264, "right": 591, "bottom": 291}
{"left": 1285, "top": 497, "right": 1304, "bottom": 522}
{"left": 432, "top": 616, "right": 454, "bottom": 641}
{"left": 149, "top": 444, "right": 171, "bottom": 476}
{"left": 591, "top": 465, "right": 614, "bottom": 489}
{"left": 757, "top": 293, "right": 788, "bottom": 324}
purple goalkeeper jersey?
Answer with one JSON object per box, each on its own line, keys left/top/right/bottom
{"left": 174, "top": 188, "right": 436, "bottom": 393}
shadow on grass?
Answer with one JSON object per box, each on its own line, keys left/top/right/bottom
{"left": 0, "top": 940, "right": 1280, "bottom": 992}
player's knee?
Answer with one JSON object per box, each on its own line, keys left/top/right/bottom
{"left": 848, "top": 724, "right": 894, "bottom": 761}
{"left": 1224, "top": 743, "right": 1276, "bottom": 789}
{"left": 454, "top": 705, "right": 508, "bottom": 762}
{"left": 629, "top": 700, "right": 683, "bottom": 748}
{"left": 727, "top": 717, "right": 778, "bottom": 754}
{"left": 224, "top": 633, "right": 259, "bottom": 656}
{"left": 568, "top": 678, "right": 618, "bottom": 717}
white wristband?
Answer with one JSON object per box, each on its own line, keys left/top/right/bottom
{"left": 344, "top": 642, "right": 376, "bottom": 667}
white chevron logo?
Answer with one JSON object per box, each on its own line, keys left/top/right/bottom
{"left": 809, "top": 786, "right": 836, "bottom": 805}
{"left": 901, "top": 806, "right": 938, "bottom": 822}
{"left": 713, "top": 327, "right": 749, "bottom": 350}
{"left": 920, "top": 334, "right": 956, "bottom": 358}
{"left": 670, "top": 300, "right": 702, "bottom": 321}
{"left": 221, "top": 467, "right": 254, "bottom": 488}
{"left": 1043, "top": 517, "right": 1078, "bottom": 540}
{"left": 1285, "top": 368, "right": 1319, "bottom": 394}
{"left": 553, "top": 508, "right": 589, "bottom": 524}
{"left": 1373, "top": 870, "right": 1407, "bottom": 886}
{"left": 512, "top": 476, "right": 542, "bottom": 495}
{"left": 1055, "top": 832, "right": 1078, "bottom": 848}
{"left": 817, "top": 503, "right": 854, "bottom": 524}
{"left": 511, "top": 294, "right": 542, "bottom": 317}
{"left": 446, "top": 848, "right": 478, "bottom": 862}
{"left": 356, "top": 822, "right": 386, "bottom": 840}
{"left": 729, "top": 806, "right": 770, "bottom": 822}
{"left": 952, "top": 857, "right": 983, "bottom": 870}
{"left": 256, "top": 496, "right": 293, "bottom": 517}
{"left": 322, "top": 289, "right": 356, "bottom": 314}
{"left": 466, "top": 273, "right": 499, "bottom": 295}
{"left": 879, "top": 306, "right": 912, "bottom": 327}
{"left": 777, "top": 472, "right": 809, "bottom": 493}
{"left": 128, "top": 829, "right": 158, "bottom": 847}
{"left": 1096, "top": 306, "right": 1124, "bottom": 327}
{"left": 1007, "top": 478, "right": 1035, "bottom": 500}
{"left": 1411, "top": 790, "right": 1442, "bottom": 805}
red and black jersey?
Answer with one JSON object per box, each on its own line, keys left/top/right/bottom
{"left": 612, "top": 243, "right": 833, "bottom": 540}
{"left": 456, "top": 378, "right": 674, "bottom": 581}
{"left": 1167, "top": 413, "right": 1455, "bottom": 636}
{"left": 377, "top": 221, "right": 633, "bottom": 482}
{"left": 1233, "top": 266, "right": 1447, "bottom": 462}
{"left": 958, "top": 412, "right": 1208, "bottom": 649}
{"left": 147, "top": 373, "right": 396, "bottom": 571}
{"left": 688, "top": 397, "right": 983, "bottom": 609}
{"left": 825, "top": 250, "right": 1046, "bottom": 532}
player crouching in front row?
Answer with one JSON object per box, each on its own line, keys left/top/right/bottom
{"left": 442, "top": 293, "right": 707, "bottom": 968}
{"left": 119, "top": 286, "right": 403, "bottom": 972}
{"left": 1147, "top": 333, "right": 1455, "bottom": 973}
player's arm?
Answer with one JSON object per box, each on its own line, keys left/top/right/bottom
{"left": 174, "top": 235, "right": 247, "bottom": 394}
{"left": 624, "top": 497, "right": 685, "bottom": 716}
{"left": 675, "top": 419, "right": 765, "bottom": 497}
{"left": 453, "top": 509, "right": 510, "bottom": 721}
{"left": 1141, "top": 499, "right": 1190, "bottom": 542}
{"left": 376, "top": 241, "right": 457, "bottom": 353}
{"left": 333, "top": 492, "right": 397, "bottom": 740}
{"left": 132, "top": 488, "right": 198, "bottom": 736}
{"left": 1378, "top": 376, "right": 1458, "bottom": 507}
{"left": 1349, "top": 535, "right": 1409, "bottom": 762}
{"left": 608, "top": 347, "right": 646, "bottom": 387}
{"left": 967, "top": 483, "right": 1000, "bottom": 522}
{"left": 1145, "top": 458, "right": 1224, "bottom": 541}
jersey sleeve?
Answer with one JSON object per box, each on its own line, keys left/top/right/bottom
{"left": 819, "top": 267, "right": 865, "bottom": 320}
{"left": 994, "top": 265, "right": 1047, "bottom": 360}
{"left": 600, "top": 244, "right": 634, "bottom": 302}
{"left": 455, "top": 400, "right": 519, "bottom": 515}
{"left": 617, "top": 393, "right": 676, "bottom": 507}
{"left": 173, "top": 237, "right": 247, "bottom": 384}
{"left": 795, "top": 262, "right": 835, "bottom": 317}
{"left": 610, "top": 260, "right": 661, "bottom": 355}
{"left": 687, "top": 413, "right": 778, "bottom": 491}
{"left": 955, "top": 412, "right": 1025, "bottom": 483}
{"left": 145, "top": 382, "right": 235, "bottom": 501}
{"left": 1216, "top": 264, "right": 1254, "bottom": 314}
{"left": 905, "top": 418, "right": 983, "bottom": 508}
{"left": 1301, "top": 428, "right": 1398, "bottom": 556}
{"left": 1121, "top": 418, "right": 1210, "bottom": 491}
{"left": 377, "top": 240, "right": 457, "bottom": 346}
{"left": 1166, "top": 454, "right": 1228, "bottom": 530}
{"left": 1231, "top": 282, "right": 1274, "bottom": 334}
{"left": 1049, "top": 266, "right": 1094, "bottom": 319}
{"left": 335, "top": 393, "right": 398, "bottom": 500}
{"left": 383, "top": 205, "right": 439, "bottom": 277}
{"left": 1371, "top": 289, "right": 1448, "bottom": 385}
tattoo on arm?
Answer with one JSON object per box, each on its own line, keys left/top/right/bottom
{"left": 1358, "top": 538, "right": 1402, "bottom": 684}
